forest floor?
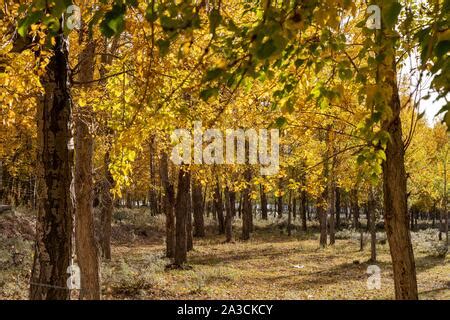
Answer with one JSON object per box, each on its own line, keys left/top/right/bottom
{"left": 0, "top": 208, "right": 448, "bottom": 300}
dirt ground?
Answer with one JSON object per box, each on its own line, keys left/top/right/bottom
{"left": 0, "top": 209, "right": 448, "bottom": 300}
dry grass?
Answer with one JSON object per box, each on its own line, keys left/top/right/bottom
{"left": 0, "top": 209, "right": 448, "bottom": 300}
{"left": 101, "top": 218, "right": 449, "bottom": 300}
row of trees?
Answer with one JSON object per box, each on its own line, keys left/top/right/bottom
{"left": 0, "top": 0, "right": 448, "bottom": 300}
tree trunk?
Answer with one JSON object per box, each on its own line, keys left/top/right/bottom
{"left": 186, "top": 188, "right": 193, "bottom": 252}
{"left": 192, "top": 180, "right": 205, "bottom": 237}
{"left": 328, "top": 185, "right": 336, "bottom": 246}
{"left": 148, "top": 137, "right": 159, "bottom": 216}
{"left": 160, "top": 153, "right": 175, "bottom": 258}
{"left": 327, "top": 130, "right": 336, "bottom": 245}
{"left": 443, "top": 150, "right": 448, "bottom": 246}
{"left": 351, "top": 189, "right": 359, "bottom": 230}
{"left": 287, "top": 190, "right": 292, "bottom": 236}
{"left": 359, "top": 226, "right": 364, "bottom": 252}
{"left": 98, "top": 36, "right": 117, "bottom": 261}
{"left": 381, "top": 45, "right": 418, "bottom": 299}
{"left": 229, "top": 190, "right": 236, "bottom": 218}
{"left": 292, "top": 196, "right": 297, "bottom": 221}
{"left": 241, "top": 167, "right": 252, "bottom": 241}
{"left": 260, "top": 185, "right": 268, "bottom": 220}
{"left": 100, "top": 151, "right": 113, "bottom": 260}
{"left": 238, "top": 193, "right": 243, "bottom": 218}
{"left": 224, "top": 186, "right": 233, "bottom": 243}
{"left": 74, "top": 38, "right": 100, "bottom": 300}
{"left": 213, "top": 181, "right": 225, "bottom": 234}
{"left": 318, "top": 205, "right": 327, "bottom": 248}
{"left": 335, "top": 186, "right": 341, "bottom": 230}
{"left": 300, "top": 189, "right": 307, "bottom": 231}
{"left": 30, "top": 30, "right": 74, "bottom": 300}
{"left": 174, "top": 169, "right": 190, "bottom": 266}
{"left": 369, "top": 187, "right": 377, "bottom": 262}
{"left": 126, "top": 193, "right": 132, "bottom": 209}
{"left": 277, "top": 193, "right": 283, "bottom": 218}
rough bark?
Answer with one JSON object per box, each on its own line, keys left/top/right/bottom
{"left": 30, "top": 30, "right": 74, "bottom": 300}
{"left": 98, "top": 36, "right": 117, "bottom": 261}
{"left": 174, "top": 169, "right": 190, "bottom": 266}
{"left": 381, "top": 48, "right": 418, "bottom": 299}
{"left": 74, "top": 38, "right": 100, "bottom": 300}
{"left": 160, "top": 153, "right": 175, "bottom": 258}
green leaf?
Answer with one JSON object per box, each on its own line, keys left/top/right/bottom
{"left": 145, "top": 4, "right": 157, "bottom": 23}
{"left": 294, "top": 59, "right": 305, "bottom": 68}
{"left": 275, "top": 117, "right": 287, "bottom": 128}
{"left": 256, "top": 39, "right": 277, "bottom": 60}
{"left": 156, "top": 39, "right": 171, "bottom": 56}
{"left": 18, "top": 11, "right": 43, "bottom": 37}
{"left": 126, "top": 0, "right": 138, "bottom": 8}
{"left": 383, "top": 1, "right": 402, "bottom": 28}
{"left": 435, "top": 40, "right": 450, "bottom": 57}
{"left": 204, "top": 68, "right": 224, "bottom": 82}
{"left": 357, "top": 154, "right": 365, "bottom": 165}
{"left": 338, "top": 67, "right": 353, "bottom": 80}
{"left": 209, "top": 8, "right": 222, "bottom": 35}
{"left": 42, "top": 15, "right": 60, "bottom": 34}
{"left": 100, "top": 4, "right": 126, "bottom": 37}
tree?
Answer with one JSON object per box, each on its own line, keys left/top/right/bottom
{"left": 192, "top": 179, "right": 205, "bottom": 237}
{"left": 174, "top": 168, "right": 190, "bottom": 267}
{"left": 260, "top": 184, "right": 268, "bottom": 220}
{"left": 368, "top": 186, "right": 377, "bottom": 263}
{"left": 160, "top": 152, "right": 175, "bottom": 258}
{"left": 224, "top": 186, "right": 233, "bottom": 243}
{"left": 374, "top": 0, "right": 418, "bottom": 299}
{"left": 74, "top": 31, "right": 100, "bottom": 299}
{"left": 241, "top": 166, "right": 252, "bottom": 241}
{"left": 30, "top": 22, "right": 73, "bottom": 301}
{"left": 213, "top": 180, "right": 225, "bottom": 234}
